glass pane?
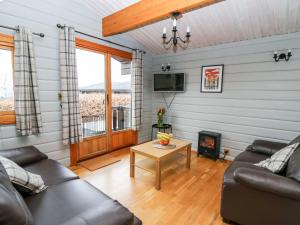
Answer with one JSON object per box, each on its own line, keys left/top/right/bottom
{"left": 76, "top": 49, "right": 106, "bottom": 138}
{"left": 0, "top": 49, "right": 14, "bottom": 112}
{"left": 111, "top": 56, "right": 132, "bottom": 131}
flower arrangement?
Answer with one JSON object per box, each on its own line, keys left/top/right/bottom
{"left": 157, "top": 107, "right": 165, "bottom": 128}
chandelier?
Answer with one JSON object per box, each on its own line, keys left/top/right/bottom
{"left": 162, "top": 12, "right": 191, "bottom": 51}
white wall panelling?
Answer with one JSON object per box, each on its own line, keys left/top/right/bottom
{"left": 152, "top": 32, "right": 300, "bottom": 160}
{"left": 0, "top": 0, "right": 152, "bottom": 165}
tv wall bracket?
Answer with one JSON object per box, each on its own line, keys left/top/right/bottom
{"left": 162, "top": 93, "right": 177, "bottom": 124}
{"left": 162, "top": 93, "right": 176, "bottom": 109}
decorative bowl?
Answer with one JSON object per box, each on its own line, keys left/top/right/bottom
{"left": 160, "top": 139, "right": 170, "bottom": 146}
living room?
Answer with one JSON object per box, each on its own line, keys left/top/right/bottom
{"left": 0, "top": 0, "right": 300, "bottom": 225}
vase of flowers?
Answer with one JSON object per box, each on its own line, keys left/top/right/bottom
{"left": 157, "top": 108, "right": 165, "bottom": 128}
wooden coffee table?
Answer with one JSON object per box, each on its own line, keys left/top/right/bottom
{"left": 130, "top": 139, "right": 192, "bottom": 190}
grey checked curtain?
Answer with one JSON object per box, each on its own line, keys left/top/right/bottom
{"left": 59, "top": 26, "right": 82, "bottom": 145}
{"left": 131, "top": 50, "right": 143, "bottom": 131}
{"left": 14, "top": 26, "right": 42, "bottom": 136}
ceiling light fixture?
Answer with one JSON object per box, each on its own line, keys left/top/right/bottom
{"left": 162, "top": 12, "right": 191, "bottom": 52}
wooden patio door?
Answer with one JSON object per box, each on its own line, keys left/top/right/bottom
{"left": 70, "top": 39, "right": 137, "bottom": 166}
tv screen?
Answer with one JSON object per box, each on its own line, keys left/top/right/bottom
{"left": 153, "top": 73, "right": 185, "bottom": 92}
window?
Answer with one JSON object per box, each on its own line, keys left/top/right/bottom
{"left": 0, "top": 33, "right": 15, "bottom": 125}
{"left": 0, "top": 49, "right": 14, "bottom": 111}
{"left": 76, "top": 48, "right": 106, "bottom": 138}
{"left": 111, "top": 56, "right": 132, "bottom": 131}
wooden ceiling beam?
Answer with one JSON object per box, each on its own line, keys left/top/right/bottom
{"left": 102, "top": 0, "right": 223, "bottom": 37}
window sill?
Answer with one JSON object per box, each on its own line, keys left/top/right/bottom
{"left": 0, "top": 111, "right": 16, "bottom": 125}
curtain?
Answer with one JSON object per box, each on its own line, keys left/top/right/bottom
{"left": 14, "top": 26, "right": 42, "bottom": 136}
{"left": 59, "top": 26, "right": 82, "bottom": 145}
{"left": 131, "top": 49, "right": 143, "bottom": 131}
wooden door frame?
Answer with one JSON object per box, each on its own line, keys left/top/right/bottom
{"left": 70, "top": 38, "right": 136, "bottom": 166}
{"left": 76, "top": 38, "right": 132, "bottom": 60}
{"left": 105, "top": 54, "right": 112, "bottom": 152}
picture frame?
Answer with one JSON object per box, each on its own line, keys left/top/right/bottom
{"left": 200, "top": 64, "right": 224, "bottom": 93}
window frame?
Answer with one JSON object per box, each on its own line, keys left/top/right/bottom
{"left": 0, "top": 33, "right": 15, "bottom": 125}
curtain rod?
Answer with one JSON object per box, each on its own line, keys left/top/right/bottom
{"left": 57, "top": 24, "right": 146, "bottom": 54}
{"left": 0, "top": 24, "right": 45, "bottom": 38}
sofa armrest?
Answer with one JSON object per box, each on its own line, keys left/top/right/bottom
{"left": 234, "top": 167, "right": 300, "bottom": 201}
{"left": 247, "top": 140, "right": 287, "bottom": 155}
{"left": 0, "top": 146, "right": 48, "bottom": 166}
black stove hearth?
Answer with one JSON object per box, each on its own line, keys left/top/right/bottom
{"left": 197, "top": 130, "right": 221, "bottom": 160}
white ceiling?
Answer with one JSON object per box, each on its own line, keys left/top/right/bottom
{"left": 81, "top": 0, "right": 300, "bottom": 54}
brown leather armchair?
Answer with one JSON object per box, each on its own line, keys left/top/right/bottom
{"left": 221, "top": 140, "right": 300, "bottom": 225}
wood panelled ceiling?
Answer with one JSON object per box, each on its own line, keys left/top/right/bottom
{"left": 80, "top": 0, "right": 300, "bottom": 54}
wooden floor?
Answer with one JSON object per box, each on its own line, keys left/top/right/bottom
{"left": 71, "top": 148, "right": 231, "bottom": 225}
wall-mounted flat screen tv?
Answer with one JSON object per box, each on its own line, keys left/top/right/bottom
{"left": 153, "top": 73, "right": 185, "bottom": 92}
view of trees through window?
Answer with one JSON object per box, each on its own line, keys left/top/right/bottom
{"left": 76, "top": 49, "right": 132, "bottom": 138}
{"left": 0, "top": 48, "right": 14, "bottom": 112}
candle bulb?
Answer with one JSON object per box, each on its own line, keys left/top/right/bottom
{"left": 187, "top": 26, "right": 190, "bottom": 33}
{"left": 163, "top": 27, "right": 166, "bottom": 34}
{"left": 173, "top": 19, "right": 177, "bottom": 27}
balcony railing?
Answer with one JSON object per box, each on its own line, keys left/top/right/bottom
{"left": 82, "top": 114, "right": 105, "bottom": 137}
{"left": 112, "top": 106, "right": 131, "bottom": 131}
{"left": 81, "top": 106, "right": 131, "bottom": 138}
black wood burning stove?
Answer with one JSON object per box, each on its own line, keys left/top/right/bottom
{"left": 197, "top": 131, "right": 221, "bottom": 160}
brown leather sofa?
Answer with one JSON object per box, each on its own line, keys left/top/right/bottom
{"left": 221, "top": 139, "right": 300, "bottom": 225}
{"left": 0, "top": 146, "right": 142, "bottom": 225}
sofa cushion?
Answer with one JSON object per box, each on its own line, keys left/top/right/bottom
{"left": 234, "top": 167, "right": 300, "bottom": 201}
{"left": 0, "top": 146, "right": 48, "bottom": 166}
{"left": 235, "top": 151, "right": 268, "bottom": 164}
{"left": 24, "top": 159, "right": 78, "bottom": 186}
{"left": 25, "top": 179, "right": 134, "bottom": 225}
{"left": 223, "top": 161, "right": 268, "bottom": 186}
{"left": 0, "top": 156, "right": 47, "bottom": 194}
{"left": 0, "top": 162, "right": 35, "bottom": 225}
{"left": 255, "top": 142, "right": 299, "bottom": 173}
{"left": 249, "top": 140, "right": 287, "bottom": 156}
{"left": 286, "top": 148, "right": 300, "bottom": 182}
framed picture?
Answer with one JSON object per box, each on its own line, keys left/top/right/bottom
{"left": 201, "top": 64, "right": 224, "bottom": 93}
